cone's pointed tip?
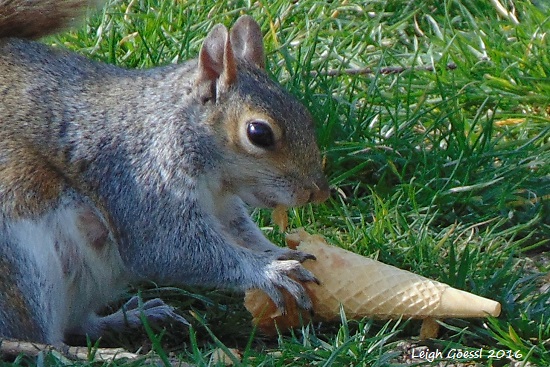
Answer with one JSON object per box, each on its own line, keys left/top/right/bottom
{"left": 492, "top": 301, "right": 502, "bottom": 317}
{"left": 438, "top": 287, "right": 501, "bottom": 318}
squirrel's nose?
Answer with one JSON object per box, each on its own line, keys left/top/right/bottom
{"left": 308, "top": 176, "right": 330, "bottom": 203}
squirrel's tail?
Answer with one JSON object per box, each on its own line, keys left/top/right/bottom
{"left": 0, "top": 0, "right": 103, "bottom": 39}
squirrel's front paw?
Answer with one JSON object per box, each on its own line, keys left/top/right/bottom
{"left": 276, "top": 248, "right": 316, "bottom": 262}
{"left": 261, "top": 259, "right": 319, "bottom": 312}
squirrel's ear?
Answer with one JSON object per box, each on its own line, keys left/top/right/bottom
{"left": 197, "top": 24, "right": 238, "bottom": 101}
{"left": 230, "top": 16, "right": 265, "bottom": 70}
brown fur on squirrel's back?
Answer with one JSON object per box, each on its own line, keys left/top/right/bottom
{"left": 0, "top": 0, "right": 102, "bottom": 39}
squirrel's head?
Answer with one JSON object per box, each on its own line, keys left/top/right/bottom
{"left": 195, "top": 16, "right": 329, "bottom": 208}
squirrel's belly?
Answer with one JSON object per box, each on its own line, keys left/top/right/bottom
{"left": 5, "top": 193, "right": 128, "bottom": 333}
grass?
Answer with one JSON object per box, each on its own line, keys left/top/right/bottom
{"left": 11, "top": 0, "right": 549, "bottom": 365}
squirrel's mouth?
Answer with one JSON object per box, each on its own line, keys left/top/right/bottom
{"left": 239, "top": 180, "right": 328, "bottom": 209}
{"left": 239, "top": 190, "right": 288, "bottom": 209}
{"left": 247, "top": 189, "right": 309, "bottom": 209}
{"left": 248, "top": 193, "right": 280, "bottom": 209}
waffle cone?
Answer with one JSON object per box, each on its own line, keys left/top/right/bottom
{"left": 245, "top": 229, "right": 501, "bottom": 335}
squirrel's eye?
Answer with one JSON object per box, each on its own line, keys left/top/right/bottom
{"left": 246, "top": 120, "right": 275, "bottom": 149}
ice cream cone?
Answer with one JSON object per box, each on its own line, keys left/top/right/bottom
{"left": 244, "top": 229, "right": 501, "bottom": 336}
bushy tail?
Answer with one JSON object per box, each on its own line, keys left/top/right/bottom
{"left": 0, "top": 0, "right": 103, "bottom": 39}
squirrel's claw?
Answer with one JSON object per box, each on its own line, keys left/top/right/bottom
{"left": 262, "top": 259, "right": 317, "bottom": 311}
{"left": 276, "top": 249, "right": 316, "bottom": 262}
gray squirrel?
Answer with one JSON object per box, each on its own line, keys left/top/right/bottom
{"left": 0, "top": 0, "right": 329, "bottom": 344}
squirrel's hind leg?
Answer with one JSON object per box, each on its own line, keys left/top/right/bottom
{"left": 72, "top": 296, "right": 189, "bottom": 340}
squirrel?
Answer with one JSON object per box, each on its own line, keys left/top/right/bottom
{"left": 0, "top": 0, "right": 330, "bottom": 345}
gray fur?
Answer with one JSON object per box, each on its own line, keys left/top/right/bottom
{"left": 0, "top": 1, "right": 329, "bottom": 344}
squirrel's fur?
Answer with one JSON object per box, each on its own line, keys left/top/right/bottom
{"left": 0, "top": 0, "right": 329, "bottom": 344}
